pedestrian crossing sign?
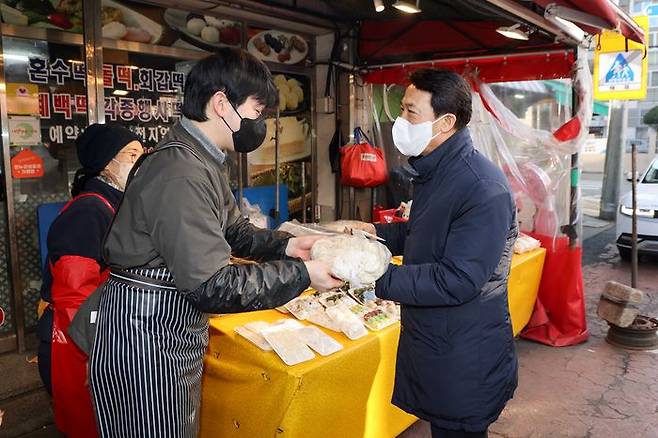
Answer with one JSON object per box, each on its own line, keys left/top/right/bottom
{"left": 594, "top": 15, "right": 648, "bottom": 100}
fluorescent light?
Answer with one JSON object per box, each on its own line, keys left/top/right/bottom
{"left": 1, "top": 53, "right": 29, "bottom": 62}
{"left": 545, "top": 5, "right": 608, "bottom": 30}
{"left": 393, "top": 0, "right": 421, "bottom": 14}
{"left": 514, "top": 94, "right": 525, "bottom": 99}
{"left": 496, "top": 24, "right": 529, "bottom": 41}
{"left": 373, "top": 0, "right": 385, "bottom": 12}
{"left": 113, "top": 90, "right": 129, "bottom": 96}
{"left": 545, "top": 14, "right": 585, "bottom": 43}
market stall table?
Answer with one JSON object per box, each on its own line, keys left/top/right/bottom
{"left": 200, "top": 248, "right": 545, "bottom": 438}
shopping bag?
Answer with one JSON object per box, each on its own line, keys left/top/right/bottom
{"left": 340, "top": 127, "right": 388, "bottom": 188}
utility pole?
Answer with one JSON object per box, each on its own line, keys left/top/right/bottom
{"left": 600, "top": 100, "right": 626, "bottom": 220}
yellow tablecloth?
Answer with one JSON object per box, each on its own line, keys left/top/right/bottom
{"left": 508, "top": 248, "right": 546, "bottom": 335}
{"left": 200, "top": 248, "right": 545, "bottom": 438}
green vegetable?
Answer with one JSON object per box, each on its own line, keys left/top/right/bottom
{"left": 21, "top": 9, "right": 46, "bottom": 24}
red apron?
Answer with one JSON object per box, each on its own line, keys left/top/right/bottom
{"left": 50, "top": 193, "right": 114, "bottom": 438}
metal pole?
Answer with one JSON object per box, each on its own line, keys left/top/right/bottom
{"left": 567, "top": 47, "right": 581, "bottom": 249}
{"left": 274, "top": 108, "right": 280, "bottom": 224}
{"left": 631, "top": 141, "right": 638, "bottom": 288}
{"left": 237, "top": 153, "right": 244, "bottom": 209}
{"left": 600, "top": 100, "right": 626, "bottom": 220}
{"left": 0, "top": 26, "right": 26, "bottom": 352}
{"left": 301, "top": 161, "right": 307, "bottom": 223}
{"left": 83, "top": 0, "right": 104, "bottom": 124}
{"left": 349, "top": 187, "right": 356, "bottom": 219}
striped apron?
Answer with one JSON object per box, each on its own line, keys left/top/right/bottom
{"left": 88, "top": 267, "right": 208, "bottom": 438}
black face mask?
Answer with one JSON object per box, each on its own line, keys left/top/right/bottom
{"left": 221, "top": 101, "right": 267, "bottom": 153}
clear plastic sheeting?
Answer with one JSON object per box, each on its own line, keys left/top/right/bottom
{"left": 468, "top": 54, "right": 593, "bottom": 245}
{"left": 475, "top": 55, "right": 593, "bottom": 155}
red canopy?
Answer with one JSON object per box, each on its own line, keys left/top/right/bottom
{"left": 359, "top": 20, "right": 562, "bottom": 65}
{"left": 363, "top": 51, "right": 575, "bottom": 85}
{"left": 534, "top": 0, "right": 645, "bottom": 45}
{"left": 359, "top": 0, "right": 645, "bottom": 84}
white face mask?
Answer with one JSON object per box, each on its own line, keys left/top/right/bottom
{"left": 109, "top": 158, "right": 133, "bottom": 191}
{"left": 392, "top": 115, "right": 448, "bottom": 157}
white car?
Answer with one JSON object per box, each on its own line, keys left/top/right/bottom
{"left": 616, "top": 158, "right": 658, "bottom": 260}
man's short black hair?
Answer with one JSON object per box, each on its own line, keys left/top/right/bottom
{"left": 182, "top": 47, "right": 278, "bottom": 122}
{"left": 409, "top": 69, "right": 472, "bottom": 130}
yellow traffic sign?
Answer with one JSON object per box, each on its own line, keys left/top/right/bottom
{"left": 593, "top": 15, "right": 649, "bottom": 101}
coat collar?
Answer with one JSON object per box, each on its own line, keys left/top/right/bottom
{"left": 409, "top": 128, "right": 473, "bottom": 183}
{"left": 172, "top": 117, "right": 226, "bottom": 165}
{"left": 82, "top": 177, "right": 123, "bottom": 209}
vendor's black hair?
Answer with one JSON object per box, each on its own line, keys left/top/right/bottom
{"left": 182, "top": 47, "right": 278, "bottom": 121}
{"left": 409, "top": 69, "right": 472, "bottom": 130}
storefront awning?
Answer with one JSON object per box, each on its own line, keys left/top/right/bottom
{"left": 363, "top": 51, "right": 576, "bottom": 85}
{"left": 358, "top": 0, "right": 645, "bottom": 82}
{"left": 534, "top": 0, "right": 645, "bottom": 45}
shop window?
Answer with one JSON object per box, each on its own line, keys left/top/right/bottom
{"left": 99, "top": 1, "right": 249, "bottom": 191}
{"left": 2, "top": 36, "right": 87, "bottom": 329}
{"left": 0, "top": 1, "right": 83, "bottom": 33}
{"left": 649, "top": 48, "right": 658, "bottom": 68}
{"left": 650, "top": 70, "right": 658, "bottom": 87}
{"left": 628, "top": 108, "right": 642, "bottom": 127}
{"left": 101, "top": 50, "right": 187, "bottom": 150}
{"left": 245, "top": 24, "right": 313, "bottom": 223}
{"left": 650, "top": 32, "right": 658, "bottom": 48}
{"left": 632, "top": 1, "right": 652, "bottom": 14}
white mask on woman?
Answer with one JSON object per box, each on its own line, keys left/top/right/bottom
{"left": 391, "top": 115, "right": 449, "bottom": 157}
{"left": 108, "top": 159, "right": 133, "bottom": 191}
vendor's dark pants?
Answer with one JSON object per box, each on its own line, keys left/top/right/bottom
{"left": 431, "top": 425, "right": 488, "bottom": 438}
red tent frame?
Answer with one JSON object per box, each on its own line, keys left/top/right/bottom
{"left": 357, "top": 0, "right": 646, "bottom": 347}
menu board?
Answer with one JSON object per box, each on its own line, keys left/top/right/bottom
{"left": 247, "top": 72, "right": 312, "bottom": 220}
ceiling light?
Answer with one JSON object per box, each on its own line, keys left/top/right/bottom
{"left": 373, "top": 0, "right": 385, "bottom": 12}
{"left": 1, "top": 53, "right": 29, "bottom": 62}
{"left": 514, "top": 94, "right": 525, "bottom": 99}
{"left": 496, "top": 24, "right": 529, "bottom": 41}
{"left": 393, "top": 0, "right": 421, "bottom": 14}
{"left": 113, "top": 90, "right": 129, "bottom": 96}
{"left": 545, "top": 4, "right": 608, "bottom": 30}
{"left": 544, "top": 13, "right": 585, "bottom": 44}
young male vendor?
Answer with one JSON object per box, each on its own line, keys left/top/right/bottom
{"left": 88, "top": 48, "right": 342, "bottom": 437}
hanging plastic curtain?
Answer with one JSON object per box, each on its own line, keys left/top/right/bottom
{"left": 467, "top": 55, "right": 592, "bottom": 347}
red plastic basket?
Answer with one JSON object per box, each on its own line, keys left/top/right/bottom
{"left": 375, "top": 208, "right": 407, "bottom": 224}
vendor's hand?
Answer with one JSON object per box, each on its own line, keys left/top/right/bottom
{"left": 352, "top": 222, "right": 377, "bottom": 236}
{"left": 304, "top": 260, "right": 344, "bottom": 292}
{"left": 322, "top": 220, "right": 376, "bottom": 236}
{"left": 285, "top": 235, "right": 326, "bottom": 261}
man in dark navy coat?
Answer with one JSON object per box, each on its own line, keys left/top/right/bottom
{"left": 372, "top": 69, "right": 519, "bottom": 438}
